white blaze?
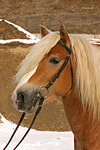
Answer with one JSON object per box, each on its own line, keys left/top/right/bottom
{"left": 15, "top": 66, "right": 38, "bottom": 92}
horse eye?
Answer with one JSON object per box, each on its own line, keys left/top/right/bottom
{"left": 49, "top": 57, "right": 60, "bottom": 65}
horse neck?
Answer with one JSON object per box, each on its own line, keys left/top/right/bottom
{"left": 62, "top": 90, "right": 100, "bottom": 150}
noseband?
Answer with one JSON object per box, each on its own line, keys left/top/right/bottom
{"left": 3, "top": 41, "right": 74, "bottom": 150}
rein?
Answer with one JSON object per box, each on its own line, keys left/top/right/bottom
{"left": 3, "top": 41, "right": 74, "bottom": 150}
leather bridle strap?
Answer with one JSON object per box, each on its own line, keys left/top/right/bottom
{"left": 3, "top": 94, "right": 44, "bottom": 150}
{"left": 13, "top": 95, "right": 44, "bottom": 150}
{"left": 58, "top": 41, "right": 72, "bottom": 54}
{"left": 46, "top": 41, "right": 74, "bottom": 93}
{"left": 46, "top": 53, "right": 71, "bottom": 89}
{"left": 3, "top": 112, "right": 25, "bottom": 150}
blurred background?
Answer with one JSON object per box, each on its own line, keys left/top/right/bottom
{"left": 0, "top": 0, "right": 100, "bottom": 131}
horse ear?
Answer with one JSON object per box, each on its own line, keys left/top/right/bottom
{"left": 60, "top": 21, "right": 71, "bottom": 47}
{"left": 40, "top": 24, "right": 49, "bottom": 38}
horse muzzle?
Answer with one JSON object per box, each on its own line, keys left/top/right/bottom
{"left": 11, "top": 84, "right": 49, "bottom": 113}
{"left": 12, "top": 88, "right": 40, "bottom": 113}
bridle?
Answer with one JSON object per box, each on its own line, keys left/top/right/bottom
{"left": 3, "top": 40, "right": 74, "bottom": 150}
{"left": 44, "top": 41, "right": 74, "bottom": 93}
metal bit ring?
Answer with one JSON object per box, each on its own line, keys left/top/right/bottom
{"left": 38, "top": 85, "right": 49, "bottom": 99}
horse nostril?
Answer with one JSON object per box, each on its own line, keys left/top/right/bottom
{"left": 17, "top": 92, "right": 26, "bottom": 104}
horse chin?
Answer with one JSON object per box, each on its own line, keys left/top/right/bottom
{"left": 17, "top": 106, "right": 36, "bottom": 114}
{"left": 25, "top": 106, "right": 37, "bottom": 114}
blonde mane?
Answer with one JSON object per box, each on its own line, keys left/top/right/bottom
{"left": 15, "top": 32, "right": 60, "bottom": 82}
{"left": 70, "top": 35, "right": 100, "bottom": 118}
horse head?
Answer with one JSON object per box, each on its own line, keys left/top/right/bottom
{"left": 12, "top": 22, "right": 74, "bottom": 113}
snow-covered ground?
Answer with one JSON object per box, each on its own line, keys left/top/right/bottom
{"left": 0, "top": 19, "right": 100, "bottom": 45}
{"left": 0, "top": 114, "right": 74, "bottom": 150}
{"left": 0, "top": 19, "right": 40, "bottom": 44}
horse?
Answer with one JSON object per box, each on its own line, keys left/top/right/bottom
{"left": 12, "top": 22, "right": 100, "bottom": 150}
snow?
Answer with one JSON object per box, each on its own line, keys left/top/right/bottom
{"left": 0, "top": 39, "right": 39, "bottom": 44}
{"left": 0, "top": 19, "right": 40, "bottom": 44}
{"left": 0, "top": 114, "right": 74, "bottom": 150}
{"left": 88, "top": 38, "right": 100, "bottom": 45}
{"left": 0, "top": 19, "right": 100, "bottom": 45}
